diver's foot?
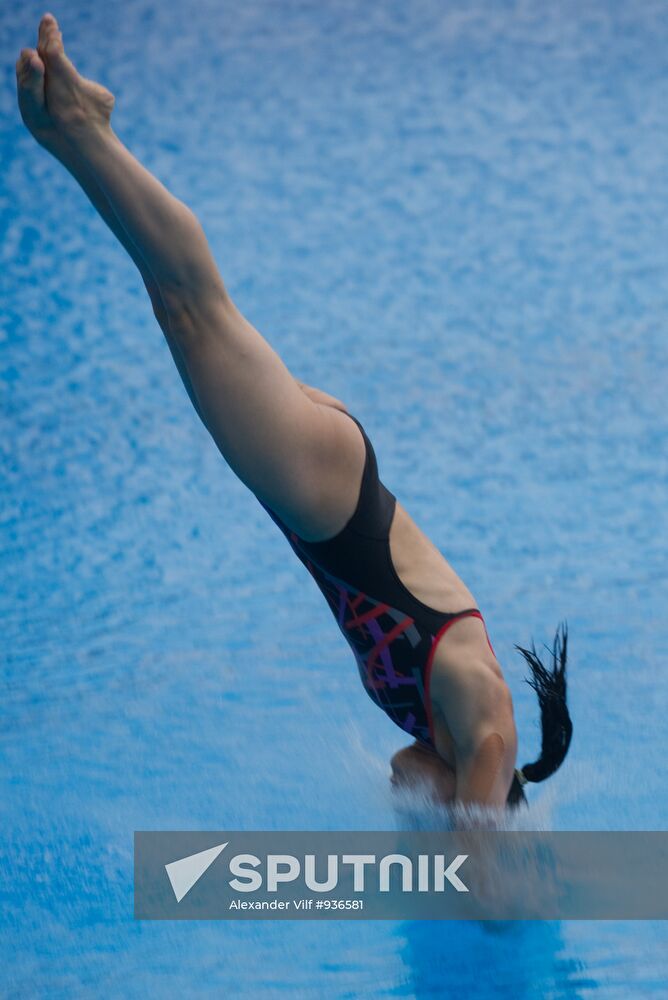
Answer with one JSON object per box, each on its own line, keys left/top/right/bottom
{"left": 35, "top": 13, "right": 115, "bottom": 137}
{"left": 15, "top": 47, "right": 58, "bottom": 150}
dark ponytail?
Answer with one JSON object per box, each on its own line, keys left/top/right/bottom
{"left": 507, "top": 622, "right": 573, "bottom": 808}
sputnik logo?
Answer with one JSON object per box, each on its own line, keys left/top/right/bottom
{"left": 165, "top": 843, "right": 228, "bottom": 902}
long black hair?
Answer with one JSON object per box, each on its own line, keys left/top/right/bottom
{"left": 507, "top": 621, "right": 573, "bottom": 808}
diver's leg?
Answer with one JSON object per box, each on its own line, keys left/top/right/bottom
{"left": 17, "top": 15, "right": 366, "bottom": 527}
{"left": 15, "top": 40, "right": 203, "bottom": 419}
{"left": 31, "top": 14, "right": 225, "bottom": 314}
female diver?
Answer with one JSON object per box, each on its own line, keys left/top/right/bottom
{"left": 15, "top": 14, "right": 573, "bottom": 812}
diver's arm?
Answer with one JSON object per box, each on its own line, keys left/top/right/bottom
{"left": 431, "top": 660, "right": 518, "bottom": 809}
{"left": 452, "top": 727, "right": 516, "bottom": 808}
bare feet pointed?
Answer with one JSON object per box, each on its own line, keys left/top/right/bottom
{"left": 33, "top": 13, "right": 115, "bottom": 137}
{"left": 15, "top": 47, "right": 52, "bottom": 144}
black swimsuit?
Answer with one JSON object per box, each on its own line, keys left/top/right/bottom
{"left": 258, "top": 412, "right": 494, "bottom": 749}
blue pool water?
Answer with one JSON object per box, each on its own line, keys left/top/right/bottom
{"left": 2, "top": 0, "right": 668, "bottom": 995}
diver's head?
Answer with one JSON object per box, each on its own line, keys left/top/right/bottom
{"left": 506, "top": 621, "right": 573, "bottom": 810}
{"left": 391, "top": 622, "right": 572, "bottom": 813}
